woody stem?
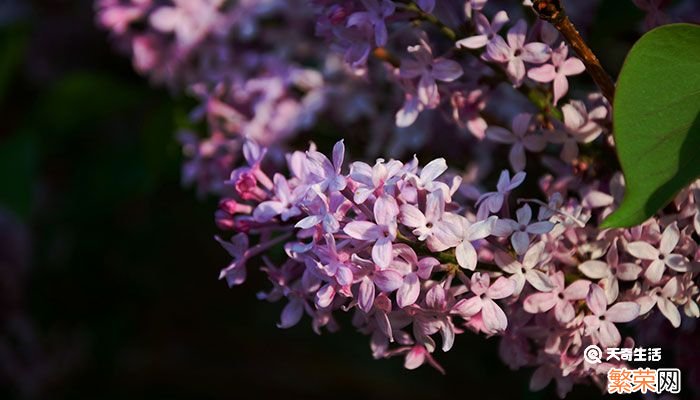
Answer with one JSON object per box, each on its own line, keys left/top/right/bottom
{"left": 532, "top": 0, "right": 616, "bottom": 104}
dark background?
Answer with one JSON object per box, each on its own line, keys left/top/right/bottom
{"left": 0, "top": 1, "right": 679, "bottom": 399}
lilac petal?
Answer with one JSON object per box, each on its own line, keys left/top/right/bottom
{"left": 418, "top": 73, "right": 439, "bottom": 106}
{"left": 316, "top": 283, "right": 336, "bottom": 308}
{"left": 487, "top": 276, "right": 515, "bottom": 299}
{"left": 605, "top": 302, "right": 640, "bottom": 323}
{"left": 578, "top": 260, "right": 609, "bottom": 279}
{"left": 516, "top": 204, "right": 532, "bottom": 224}
{"left": 527, "top": 221, "right": 555, "bottom": 235}
{"left": 374, "top": 195, "right": 399, "bottom": 226}
{"left": 509, "top": 142, "right": 526, "bottom": 171}
{"left": 586, "top": 284, "right": 608, "bottom": 315}
{"left": 485, "top": 36, "right": 511, "bottom": 63}
{"left": 616, "top": 263, "right": 642, "bottom": 281}
{"left": 523, "top": 292, "right": 557, "bottom": 313}
{"left": 511, "top": 231, "right": 530, "bottom": 255}
{"left": 560, "top": 57, "right": 585, "bottom": 76}
{"left": 374, "top": 269, "right": 403, "bottom": 292}
{"left": 440, "top": 321, "right": 455, "bottom": 351}
{"left": 525, "top": 269, "right": 555, "bottom": 292}
{"left": 344, "top": 221, "right": 379, "bottom": 240}
{"left": 453, "top": 296, "right": 483, "bottom": 317}
{"left": 507, "top": 58, "right": 526, "bottom": 86}
{"left": 491, "top": 11, "right": 510, "bottom": 32}
{"left": 432, "top": 59, "right": 463, "bottom": 82}
{"left": 336, "top": 265, "right": 354, "bottom": 286}
{"left": 396, "top": 95, "right": 422, "bottom": 128}
{"left": 372, "top": 237, "right": 393, "bottom": 268}
{"left": 253, "top": 201, "right": 286, "bottom": 222}
{"left": 456, "top": 35, "right": 489, "bottom": 49}
{"left": 332, "top": 140, "right": 345, "bottom": 172}
{"left": 665, "top": 254, "right": 689, "bottom": 272}
{"left": 527, "top": 64, "right": 556, "bottom": 83}
{"left": 420, "top": 158, "right": 448, "bottom": 182}
{"left": 400, "top": 204, "right": 426, "bottom": 228}
{"left": 523, "top": 241, "right": 544, "bottom": 268}
{"left": 509, "top": 171, "right": 527, "bottom": 189}
{"left": 426, "top": 284, "right": 446, "bottom": 310}
{"left": 404, "top": 346, "right": 427, "bottom": 370}
{"left": 552, "top": 74, "right": 568, "bottom": 105}
{"left": 554, "top": 299, "right": 575, "bottom": 323}
{"left": 563, "top": 280, "right": 590, "bottom": 300}
{"left": 522, "top": 42, "right": 551, "bottom": 64}
{"left": 627, "top": 241, "right": 659, "bottom": 260}
{"left": 358, "top": 277, "right": 375, "bottom": 312}
{"left": 659, "top": 223, "right": 680, "bottom": 255}
{"left": 599, "top": 321, "right": 621, "bottom": 348}
{"left": 507, "top": 20, "right": 527, "bottom": 49}
{"left": 562, "top": 102, "right": 585, "bottom": 128}
{"left": 644, "top": 259, "right": 665, "bottom": 283}
{"left": 277, "top": 300, "right": 304, "bottom": 328}
{"left": 522, "top": 134, "right": 547, "bottom": 152}
{"left": 486, "top": 126, "right": 516, "bottom": 144}
{"left": 657, "top": 297, "right": 681, "bottom": 327}
{"left": 397, "top": 273, "right": 420, "bottom": 308}
{"left": 482, "top": 298, "right": 508, "bottom": 333}
{"left": 399, "top": 59, "right": 425, "bottom": 79}
{"left": 456, "top": 241, "right": 478, "bottom": 270}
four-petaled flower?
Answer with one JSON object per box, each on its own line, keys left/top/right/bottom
{"left": 400, "top": 39, "right": 464, "bottom": 107}
{"left": 484, "top": 20, "right": 550, "bottom": 86}
{"left": 527, "top": 43, "right": 585, "bottom": 105}
{"left": 486, "top": 113, "right": 546, "bottom": 171}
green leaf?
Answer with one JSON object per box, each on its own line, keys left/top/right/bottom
{"left": 601, "top": 23, "right": 700, "bottom": 228}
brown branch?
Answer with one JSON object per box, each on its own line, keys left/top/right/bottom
{"left": 533, "top": 0, "right": 616, "bottom": 104}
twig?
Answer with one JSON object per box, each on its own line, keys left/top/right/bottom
{"left": 532, "top": 0, "right": 615, "bottom": 104}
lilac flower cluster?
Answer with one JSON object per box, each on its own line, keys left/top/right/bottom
{"left": 97, "top": 0, "right": 374, "bottom": 196}
{"left": 217, "top": 139, "right": 699, "bottom": 397}
{"left": 97, "top": 0, "right": 700, "bottom": 396}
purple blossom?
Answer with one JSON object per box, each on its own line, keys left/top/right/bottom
{"left": 344, "top": 195, "right": 399, "bottom": 268}
{"left": 453, "top": 272, "right": 515, "bottom": 334}
{"left": 486, "top": 113, "right": 546, "bottom": 171}
{"left": 527, "top": 43, "right": 585, "bottom": 105}
{"left": 456, "top": 11, "right": 509, "bottom": 50}
{"left": 476, "top": 170, "right": 526, "bottom": 220}
{"left": 484, "top": 20, "right": 550, "bottom": 86}
{"left": 346, "top": 0, "right": 395, "bottom": 47}
{"left": 400, "top": 39, "right": 464, "bottom": 106}
{"left": 627, "top": 222, "right": 689, "bottom": 283}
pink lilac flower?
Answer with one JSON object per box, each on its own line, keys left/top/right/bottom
{"left": 578, "top": 239, "right": 641, "bottom": 303}
{"left": 527, "top": 43, "right": 585, "bottom": 105}
{"left": 496, "top": 242, "right": 555, "bottom": 295}
{"left": 484, "top": 20, "right": 550, "bottom": 86}
{"left": 400, "top": 191, "right": 460, "bottom": 251}
{"left": 523, "top": 271, "right": 590, "bottom": 323}
{"left": 453, "top": 216, "right": 495, "bottom": 270}
{"left": 344, "top": 195, "right": 399, "bottom": 268}
{"left": 400, "top": 39, "right": 464, "bottom": 107}
{"left": 450, "top": 87, "right": 489, "bottom": 139}
{"left": 547, "top": 100, "right": 608, "bottom": 162}
{"left": 453, "top": 272, "right": 515, "bottom": 334}
{"left": 627, "top": 222, "right": 689, "bottom": 283}
{"left": 486, "top": 113, "right": 547, "bottom": 171}
{"left": 476, "top": 169, "right": 526, "bottom": 219}
{"left": 501, "top": 204, "right": 555, "bottom": 255}
{"left": 583, "top": 291, "right": 640, "bottom": 347}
